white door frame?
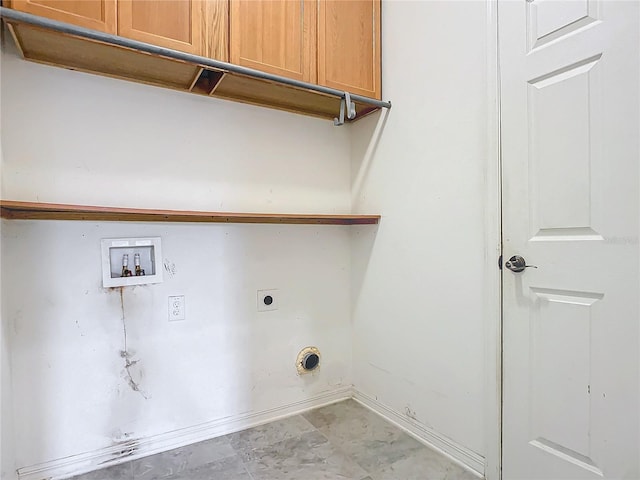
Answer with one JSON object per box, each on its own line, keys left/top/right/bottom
{"left": 483, "top": 1, "right": 502, "bottom": 479}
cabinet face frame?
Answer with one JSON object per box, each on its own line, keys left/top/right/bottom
{"left": 229, "top": 0, "right": 317, "bottom": 83}
{"left": 200, "top": 0, "right": 229, "bottom": 61}
{"left": 7, "top": 0, "right": 117, "bottom": 33}
{"left": 117, "top": 0, "right": 203, "bottom": 55}
{"left": 318, "top": 0, "right": 382, "bottom": 99}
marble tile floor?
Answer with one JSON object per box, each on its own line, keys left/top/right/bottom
{"left": 70, "top": 399, "right": 480, "bottom": 480}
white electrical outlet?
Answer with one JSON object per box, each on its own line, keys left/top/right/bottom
{"left": 257, "top": 289, "right": 278, "bottom": 312}
{"left": 168, "top": 295, "right": 185, "bottom": 321}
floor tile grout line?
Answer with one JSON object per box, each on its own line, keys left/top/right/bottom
{"left": 226, "top": 415, "right": 326, "bottom": 479}
{"left": 303, "top": 404, "right": 384, "bottom": 478}
{"left": 303, "top": 400, "right": 446, "bottom": 479}
{"left": 309, "top": 422, "right": 376, "bottom": 478}
{"left": 69, "top": 399, "right": 475, "bottom": 480}
{"left": 129, "top": 440, "right": 240, "bottom": 480}
{"left": 226, "top": 416, "right": 321, "bottom": 454}
{"left": 240, "top": 456, "right": 256, "bottom": 480}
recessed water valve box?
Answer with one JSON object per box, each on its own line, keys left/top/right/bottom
{"left": 101, "top": 237, "right": 163, "bottom": 288}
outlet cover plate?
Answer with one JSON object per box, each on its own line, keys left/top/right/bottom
{"left": 168, "top": 295, "right": 185, "bottom": 321}
{"left": 257, "top": 289, "right": 278, "bottom": 312}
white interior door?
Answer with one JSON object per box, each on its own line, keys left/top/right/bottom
{"left": 500, "top": 1, "right": 639, "bottom": 479}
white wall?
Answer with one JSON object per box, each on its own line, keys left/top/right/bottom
{"left": 1, "top": 49, "right": 18, "bottom": 480}
{"left": 1, "top": 235, "right": 17, "bottom": 480}
{"left": 1, "top": 41, "right": 353, "bottom": 477}
{"left": 0, "top": 42, "right": 351, "bottom": 213}
{"left": 2, "top": 220, "right": 352, "bottom": 473}
{"left": 0, "top": 293, "right": 14, "bottom": 480}
{"left": 1, "top": 1, "right": 496, "bottom": 476}
{"left": 351, "top": 0, "right": 490, "bottom": 461}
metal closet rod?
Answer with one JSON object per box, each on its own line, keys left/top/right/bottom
{"left": 0, "top": 7, "right": 392, "bottom": 111}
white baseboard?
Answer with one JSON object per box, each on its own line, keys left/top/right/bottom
{"left": 352, "top": 389, "right": 485, "bottom": 478}
{"left": 17, "top": 387, "right": 352, "bottom": 480}
{"left": 18, "top": 387, "right": 486, "bottom": 480}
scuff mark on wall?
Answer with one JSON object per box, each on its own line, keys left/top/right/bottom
{"left": 74, "top": 318, "right": 85, "bottom": 337}
{"left": 401, "top": 376, "right": 416, "bottom": 387}
{"left": 368, "top": 361, "right": 392, "bottom": 376}
{"left": 163, "top": 259, "right": 176, "bottom": 278}
{"left": 106, "top": 434, "right": 140, "bottom": 460}
{"left": 13, "top": 308, "right": 22, "bottom": 335}
{"left": 328, "top": 377, "right": 344, "bottom": 387}
{"left": 119, "top": 287, "right": 148, "bottom": 399}
{"left": 405, "top": 405, "right": 418, "bottom": 421}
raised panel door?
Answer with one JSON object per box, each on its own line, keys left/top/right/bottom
{"left": 318, "top": 0, "right": 381, "bottom": 99}
{"left": 118, "top": 0, "right": 203, "bottom": 55}
{"left": 230, "top": 0, "right": 316, "bottom": 83}
{"left": 501, "top": 1, "right": 639, "bottom": 478}
{"left": 8, "top": 0, "right": 116, "bottom": 33}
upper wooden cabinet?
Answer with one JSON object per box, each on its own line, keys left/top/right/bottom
{"left": 7, "top": 0, "right": 116, "bottom": 33}
{"left": 318, "top": 0, "right": 381, "bottom": 99}
{"left": 5, "top": 0, "right": 383, "bottom": 113}
{"left": 230, "top": 0, "right": 381, "bottom": 99}
{"left": 118, "top": 0, "right": 203, "bottom": 55}
{"left": 230, "top": 0, "right": 316, "bottom": 83}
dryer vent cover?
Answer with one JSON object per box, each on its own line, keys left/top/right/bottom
{"left": 296, "top": 346, "right": 321, "bottom": 374}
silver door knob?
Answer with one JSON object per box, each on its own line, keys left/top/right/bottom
{"left": 504, "top": 255, "right": 537, "bottom": 273}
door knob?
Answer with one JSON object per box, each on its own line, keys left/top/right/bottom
{"left": 504, "top": 255, "right": 537, "bottom": 273}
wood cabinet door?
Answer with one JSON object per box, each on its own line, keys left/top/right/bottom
{"left": 7, "top": 0, "right": 116, "bottom": 33}
{"left": 318, "top": 0, "right": 381, "bottom": 99}
{"left": 230, "top": 0, "right": 316, "bottom": 83}
{"left": 118, "top": 0, "right": 203, "bottom": 55}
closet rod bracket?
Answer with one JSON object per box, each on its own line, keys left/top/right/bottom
{"left": 334, "top": 92, "right": 357, "bottom": 126}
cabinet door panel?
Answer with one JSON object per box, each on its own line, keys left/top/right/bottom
{"left": 230, "top": 0, "right": 316, "bottom": 83}
{"left": 318, "top": 0, "right": 381, "bottom": 99}
{"left": 118, "top": 0, "right": 202, "bottom": 55}
{"left": 8, "top": 0, "right": 116, "bottom": 33}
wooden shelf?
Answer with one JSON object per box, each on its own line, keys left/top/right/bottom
{"left": 2, "top": 12, "right": 383, "bottom": 122}
{"left": 0, "top": 201, "right": 380, "bottom": 225}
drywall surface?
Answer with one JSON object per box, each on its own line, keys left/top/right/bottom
{"left": 0, "top": 257, "right": 14, "bottom": 480}
{"left": 351, "top": 1, "right": 489, "bottom": 457}
{"left": 1, "top": 59, "right": 17, "bottom": 480}
{"left": 1, "top": 42, "right": 353, "bottom": 474}
{"left": 2, "top": 220, "right": 352, "bottom": 470}
{"left": 0, "top": 43, "right": 351, "bottom": 213}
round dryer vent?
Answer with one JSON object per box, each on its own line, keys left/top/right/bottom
{"left": 296, "top": 346, "right": 321, "bottom": 375}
